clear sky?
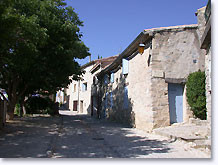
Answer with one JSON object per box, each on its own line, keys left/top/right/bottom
{"left": 64, "top": 0, "right": 207, "bottom": 65}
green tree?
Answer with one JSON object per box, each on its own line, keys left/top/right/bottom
{"left": 186, "top": 71, "right": 206, "bottom": 120}
{"left": 0, "top": 0, "right": 90, "bottom": 119}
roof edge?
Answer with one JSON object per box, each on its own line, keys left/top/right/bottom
{"left": 144, "top": 24, "right": 198, "bottom": 33}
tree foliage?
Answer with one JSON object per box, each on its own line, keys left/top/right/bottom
{"left": 0, "top": 0, "right": 90, "bottom": 119}
{"left": 186, "top": 71, "right": 206, "bottom": 120}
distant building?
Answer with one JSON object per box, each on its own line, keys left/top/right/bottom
{"left": 63, "top": 56, "right": 117, "bottom": 114}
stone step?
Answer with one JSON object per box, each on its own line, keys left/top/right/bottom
{"left": 192, "top": 139, "right": 211, "bottom": 150}
{"left": 189, "top": 118, "right": 209, "bottom": 126}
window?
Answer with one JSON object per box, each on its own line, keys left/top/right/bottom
{"left": 73, "top": 84, "right": 76, "bottom": 92}
{"left": 82, "top": 83, "right": 87, "bottom": 91}
{"left": 110, "top": 72, "right": 114, "bottom": 83}
{"left": 122, "top": 58, "right": 129, "bottom": 75}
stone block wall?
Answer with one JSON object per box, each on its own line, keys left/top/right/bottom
{"left": 101, "top": 46, "right": 154, "bottom": 130}
{"left": 196, "top": 5, "right": 211, "bottom": 124}
{"left": 150, "top": 78, "right": 169, "bottom": 129}
{"left": 150, "top": 28, "right": 205, "bottom": 128}
{"left": 205, "top": 47, "right": 211, "bottom": 123}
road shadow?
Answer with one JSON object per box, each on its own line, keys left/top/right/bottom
{"left": 0, "top": 116, "right": 60, "bottom": 158}
{"left": 52, "top": 114, "right": 171, "bottom": 158}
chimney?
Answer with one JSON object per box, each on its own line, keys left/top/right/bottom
{"left": 89, "top": 55, "right": 91, "bottom": 62}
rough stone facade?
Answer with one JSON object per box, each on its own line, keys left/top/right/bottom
{"left": 196, "top": 4, "right": 211, "bottom": 124}
{"left": 150, "top": 27, "right": 205, "bottom": 129}
{"left": 97, "top": 25, "right": 205, "bottom": 131}
{"left": 205, "top": 48, "right": 211, "bottom": 123}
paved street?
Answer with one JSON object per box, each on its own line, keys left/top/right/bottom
{"left": 0, "top": 110, "right": 210, "bottom": 158}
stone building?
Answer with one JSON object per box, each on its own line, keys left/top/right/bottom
{"left": 95, "top": 24, "right": 205, "bottom": 131}
{"left": 196, "top": 0, "right": 211, "bottom": 124}
{"left": 64, "top": 56, "right": 117, "bottom": 114}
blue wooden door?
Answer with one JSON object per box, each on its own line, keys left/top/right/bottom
{"left": 168, "top": 83, "right": 184, "bottom": 124}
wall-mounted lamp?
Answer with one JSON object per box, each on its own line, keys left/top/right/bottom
{"left": 138, "top": 43, "right": 145, "bottom": 54}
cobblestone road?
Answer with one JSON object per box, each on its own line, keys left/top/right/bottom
{"left": 0, "top": 110, "right": 210, "bottom": 158}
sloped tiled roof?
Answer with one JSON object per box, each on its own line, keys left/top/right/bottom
{"left": 81, "top": 55, "right": 118, "bottom": 74}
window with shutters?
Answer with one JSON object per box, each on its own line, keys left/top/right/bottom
{"left": 122, "top": 58, "right": 129, "bottom": 75}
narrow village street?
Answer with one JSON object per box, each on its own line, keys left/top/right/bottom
{"left": 0, "top": 110, "right": 210, "bottom": 158}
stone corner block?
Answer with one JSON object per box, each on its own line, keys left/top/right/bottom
{"left": 152, "top": 70, "right": 164, "bottom": 78}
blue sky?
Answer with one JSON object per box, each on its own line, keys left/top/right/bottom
{"left": 65, "top": 0, "right": 207, "bottom": 65}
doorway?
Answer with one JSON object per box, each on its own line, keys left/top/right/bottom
{"left": 73, "top": 101, "right": 78, "bottom": 111}
{"left": 168, "top": 83, "right": 184, "bottom": 124}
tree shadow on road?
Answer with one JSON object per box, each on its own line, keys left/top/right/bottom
{"left": 0, "top": 116, "right": 61, "bottom": 158}
{"left": 52, "top": 114, "right": 171, "bottom": 158}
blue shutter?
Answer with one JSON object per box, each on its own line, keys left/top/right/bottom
{"left": 82, "top": 84, "right": 84, "bottom": 91}
{"left": 104, "top": 75, "right": 108, "bottom": 84}
{"left": 105, "top": 92, "right": 108, "bottom": 109}
{"left": 110, "top": 72, "right": 114, "bottom": 83}
{"left": 82, "top": 83, "right": 85, "bottom": 92}
{"left": 122, "top": 58, "right": 129, "bottom": 75}
{"left": 123, "top": 86, "right": 128, "bottom": 109}
{"left": 110, "top": 92, "right": 113, "bottom": 108}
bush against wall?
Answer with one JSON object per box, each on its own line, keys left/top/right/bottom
{"left": 186, "top": 71, "right": 206, "bottom": 120}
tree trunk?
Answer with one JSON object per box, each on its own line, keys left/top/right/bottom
{"left": 6, "top": 98, "right": 17, "bottom": 120}
{"left": 19, "top": 96, "right": 26, "bottom": 117}
{"left": 7, "top": 104, "right": 15, "bottom": 120}
{"left": 0, "top": 100, "right": 4, "bottom": 129}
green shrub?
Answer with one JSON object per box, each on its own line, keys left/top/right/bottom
{"left": 186, "top": 71, "right": 206, "bottom": 120}
{"left": 14, "top": 104, "right": 20, "bottom": 116}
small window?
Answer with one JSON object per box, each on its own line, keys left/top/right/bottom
{"left": 110, "top": 72, "right": 114, "bottom": 83}
{"left": 82, "top": 83, "right": 87, "bottom": 91}
{"left": 122, "top": 58, "right": 129, "bottom": 75}
{"left": 73, "top": 84, "right": 76, "bottom": 92}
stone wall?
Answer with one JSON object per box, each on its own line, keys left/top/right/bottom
{"left": 151, "top": 28, "right": 205, "bottom": 128}
{"left": 126, "top": 47, "right": 153, "bottom": 130}
{"left": 205, "top": 47, "right": 211, "bottom": 123}
{"left": 196, "top": 5, "right": 211, "bottom": 124}
{"left": 101, "top": 46, "right": 154, "bottom": 130}
{"left": 196, "top": 7, "right": 206, "bottom": 38}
